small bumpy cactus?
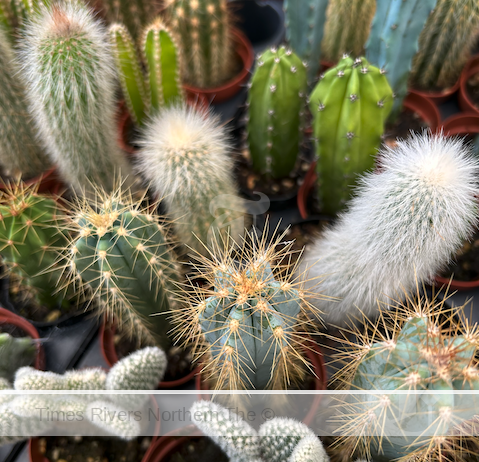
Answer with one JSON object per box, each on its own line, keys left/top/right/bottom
{"left": 410, "top": 0, "right": 479, "bottom": 90}
{"left": 365, "top": 0, "right": 438, "bottom": 119}
{"left": 284, "top": 0, "right": 329, "bottom": 82}
{"left": 309, "top": 55, "right": 393, "bottom": 215}
{"left": 299, "top": 133, "right": 479, "bottom": 326}
{"left": 165, "top": 0, "right": 234, "bottom": 88}
{"left": 137, "top": 104, "right": 246, "bottom": 257}
{"left": 20, "top": 1, "right": 133, "bottom": 195}
{"left": 191, "top": 400, "right": 329, "bottom": 462}
{"left": 247, "top": 47, "right": 308, "bottom": 179}
{"left": 66, "top": 187, "right": 180, "bottom": 350}
{"left": 321, "top": 0, "right": 376, "bottom": 63}
{"left": 0, "top": 333, "right": 36, "bottom": 383}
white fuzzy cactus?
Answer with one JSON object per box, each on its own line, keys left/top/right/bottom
{"left": 299, "top": 132, "right": 479, "bottom": 325}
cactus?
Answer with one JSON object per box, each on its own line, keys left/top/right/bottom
{"left": 191, "top": 400, "right": 329, "bottom": 462}
{"left": 20, "top": 1, "right": 133, "bottom": 195}
{"left": 66, "top": 186, "right": 180, "bottom": 350}
{"left": 284, "top": 0, "right": 329, "bottom": 82}
{"left": 321, "top": 0, "right": 376, "bottom": 63}
{"left": 309, "top": 55, "right": 393, "bottom": 215}
{"left": 164, "top": 0, "right": 235, "bottom": 88}
{"left": 365, "top": 0, "right": 438, "bottom": 119}
{"left": 0, "top": 0, "right": 47, "bottom": 31}
{"left": 247, "top": 47, "right": 308, "bottom": 179}
{"left": 410, "top": 0, "right": 479, "bottom": 90}
{"left": 137, "top": 103, "right": 246, "bottom": 257}
{"left": 299, "top": 132, "right": 479, "bottom": 326}
{"left": 0, "top": 334, "right": 36, "bottom": 383}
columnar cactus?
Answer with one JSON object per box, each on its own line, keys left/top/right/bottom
{"left": 299, "top": 133, "right": 479, "bottom": 326}
{"left": 20, "top": 1, "right": 133, "bottom": 195}
{"left": 191, "top": 401, "right": 329, "bottom": 462}
{"left": 410, "top": 0, "right": 479, "bottom": 90}
{"left": 309, "top": 55, "right": 393, "bottom": 215}
{"left": 137, "top": 104, "right": 246, "bottom": 257}
{"left": 164, "top": 0, "right": 235, "bottom": 88}
{"left": 247, "top": 47, "right": 308, "bottom": 179}
{"left": 284, "top": 0, "right": 329, "bottom": 82}
{"left": 365, "top": 0, "right": 438, "bottom": 119}
{"left": 0, "top": 334, "right": 36, "bottom": 382}
{"left": 0, "top": 0, "right": 45, "bottom": 30}
{"left": 321, "top": 0, "right": 376, "bottom": 63}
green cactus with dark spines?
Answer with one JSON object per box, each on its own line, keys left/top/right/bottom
{"left": 247, "top": 47, "right": 308, "bottom": 179}
{"left": 0, "top": 334, "right": 36, "bottom": 383}
{"left": 309, "top": 56, "right": 393, "bottom": 215}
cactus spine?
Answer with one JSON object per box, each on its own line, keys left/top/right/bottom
{"left": 284, "top": 0, "right": 329, "bottom": 82}
{"left": 299, "top": 133, "right": 479, "bottom": 326}
{"left": 0, "top": 334, "right": 36, "bottom": 383}
{"left": 137, "top": 104, "right": 245, "bottom": 257}
{"left": 20, "top": 1, "right": 133, "bottom": 195}
{"left": 247, "top": 47, "right": 308, "bottom": 178}
{"left": 309, "top": 56, "right": 393, "bottom": 215}
{"left": 410, "top": 0, "right": 479, "bottom": 90}
{"left": 365, "top": 0, "right": 438, "bottom": 119}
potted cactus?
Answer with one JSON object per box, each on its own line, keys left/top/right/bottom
{"left": 459, "top": 55, "right": 479, "bottom": 116}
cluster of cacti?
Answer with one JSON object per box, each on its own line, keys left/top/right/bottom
{"left": 410, "top": 0, "right": 479, "bottom": 90}
{"left": 309, "top": 55, "right": 393, "bottom": 215}
{"left": 20, "top": 1, "right": 133, "bottom": 195}
{"left": 365, "top": 0, "right": 438, "bottom": 119}
{"left": 164, "top": 0, "right": 235, "bottom": 88}
{"left": 284, "top": 0, "right": 329, "bottom": 83}
{"left": 321, "top": 0, "right": 376, "bottom": 63}
{"left": 0, "top": 333, "right": 36, "bottom": 382}
{"left": 137, "top": 104, "right": 246, "bottom": 257}
{"left": 299, "top": 132, "right": 479, "bottom": 326}
{"left": 247, "top": 47, "right": 308, "bottom": 179}
{"left": 191, "top": 400, "right": 329, "bottom": 462}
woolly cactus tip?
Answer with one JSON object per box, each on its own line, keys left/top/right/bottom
{"left": 289, "top": 435, "right": 329, "bottom": 462}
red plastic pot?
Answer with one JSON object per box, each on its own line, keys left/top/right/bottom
{"left": 459, "top": 55, "right": 479, "bottom": 116}
{"left": 410, "top": 76, "right": 460, "bottom": 105}
{"left": 0, "top": 167, "right": 64, "bottom": 196}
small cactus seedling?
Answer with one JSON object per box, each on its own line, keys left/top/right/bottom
{"left": 137, "top": 103, "right": 246, "bottom": 257}
{"left": 0, "top": 333, "right": 36, "bottom": 383}
{"left": 20, "top": 1, "right": 133, "bottom": 195}
{"left": 247, "top": 47, "right": 308, "bottom": 179}
{"left": 410, "top": 0, "right": 479, "bottom": 90}
{"left": 309, "top": 55, "right": 393, "bottom": 215}
{"left": 299, "top": 133, "right": 479, "bottom": 326}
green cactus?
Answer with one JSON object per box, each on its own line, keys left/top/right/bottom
{"left": 321, "top": 0, "right": 376, "bottom": 63}
{"left": 0, "top": 0, "right": 47, "bottom": 31}
{"left": 247, "top": 47, "right": 308, "bottom": 179}
{"left": 0, "top": 334, "right": 36, "bottom": 383}
{"left": 410, "top": 0, "right": 479, "bottom": 90}
{"left": 309, "top": 56, "right": 393, "bottom": 215}
{"left": 164, "top": 0, "right": 235, "bottom": 88}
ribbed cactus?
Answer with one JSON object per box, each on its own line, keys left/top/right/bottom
{"left": 20, "top": 1, "right": 133, "bottom": 195}
{"left": 309, "top": 55, "right": 393, "bottom": 215}
{"left": 299, "top": 133, "right": 479, "bottom": 326}
{"left": 67, "top": 187, "right": 180, "bottom": 350}
{"left": 410, "top": 0, "right": 479, "bottom": 90}
{"left": 284, "top": 0, "right": 329, "bottom": 82}
{"left": 321, "top": 0, "right": 376, "bottom": 63}
{"left": 247, "top": 47, "right": 308, "bottom": 179}
{"left": 137, "top": 104, "right": 246, "bottom": 257}
{"left": 164, "top": 0, "right": 234, "bottom": 88}
{"left": 365, "top": 0, "right": 438, "bottom": 119}
{"left": 0, "top": 334, "right": 36, "bottom": 383}
{"left": 0, "top": 0, "right": 46, "bottom": 30}
{"left": 191, "top": 401, "right": 329, "bottom": 462}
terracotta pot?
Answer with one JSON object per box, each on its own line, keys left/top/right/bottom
{"left": 459, "top": 55, "right": 479, "bottom": 115}
{"left": 0, "top": 167, "right": 64, "bottom": 196}
{"left": 99, "top": 321, "right": 199, "bottom": 389}
{"left": 410, "top": 76, "right": 460, "bottom": 105}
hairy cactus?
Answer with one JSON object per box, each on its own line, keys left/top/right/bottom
{"left": 20, "top": 1, "right": 133, "bottom": 195}
{"left": 137, "top": 104, "right": 246, "bottom": 257}
{"left": 164, "top": 0, "right": 235, "bottom": 88}
{"left": 309, "top": 55, "right": 393, "bottom": 215}
{"left": 284, "top": 0, "right": 329, "bottom": 82}
{"left": 321, "top": 0, "right": 376, "bottom": 63}
{"left": 410, "top": 0, "right": 479, "bottom": 90}
{"left": 191, "top": 400, "right": 329, "bottom": 462}
{"left": 365, "top": 0, "right": 437, "bottom": 119}
{"left": 299, "top": 133, "right": 479, "bottom": 326}
{"left": 247, "top": 47, "right": 308, "bottom": 178}
{"left": 0, "top": 334, "right": 36, "bottom": 383}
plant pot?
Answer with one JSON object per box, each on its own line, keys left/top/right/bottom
{"left": 0, "top": 167, "right": 64, "bottom": 196}
{"left": 409, "top": 77, "right": 461, "bottom": 105}
{"left": 459, "top": 55, "right": 479, "bottom": 116}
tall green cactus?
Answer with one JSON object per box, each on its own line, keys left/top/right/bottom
{"left": 20, "top": 1, "right": 133, "bottom": 195}
{"left": 284, "top": 0, "right": 329, "bottom": 82}
{"left": 0, "top": 0, "right": 47, "bottom": 30}
{"left": 247, "top": 47, "right": 307, "bottom": 179}
{"left": 0, "top": 334, "right": 36, "bottom": 383}
{"left": 410, "top": 0, "right": 479, "bottom": 90}
{"left": 309, "top": 56, "right": 393, "bottom": 215}
{"left": 165, "top": 0, "right": 234, "bottom": 88}
{"left": 365, "top": 0, "right": 438, "bottom": 119}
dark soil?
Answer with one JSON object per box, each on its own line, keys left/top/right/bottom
{"left": 467, "top": 75, "right": 479, "bottom": 109}
{"left": 165, "top": 436, "right": 229, "bottom": 462}
{"left": 0, "top": 323, "right": 26, "bottom": 337}
{"left": 440, "top": 229, "right": 479, "bottom": 282}
{"left": 383, "top": 110, "right": 430, "bottom": 146}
